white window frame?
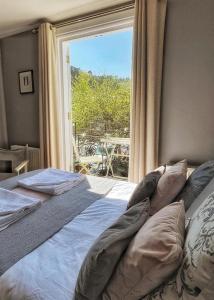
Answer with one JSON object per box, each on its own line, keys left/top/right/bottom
{"left": 56, "top": 9, "right": 134, "bottom": 171}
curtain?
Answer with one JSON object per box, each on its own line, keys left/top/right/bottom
{"left": 0, "top": 45, "right": 8, "bottom": 149}
{"left": 38, "top": 23, "right": 62, "bottom": 168}
{"left": 129, "top": 0, "right": 167, "bottom": 183}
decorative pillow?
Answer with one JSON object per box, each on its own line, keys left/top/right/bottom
{"left": 174, "top": 160, "right": 214, "bottom": 211}
{"left": 141, "top": 276, "right": 179, "bottom": 300}
{"left": 144, "top": 192, "right": 214, "bottom": 300}
{"left": 150, "top": 160, "right": 187, "bottom": 215}
{"left": 155, "top": 164, "right": 167, "bottom": 175}
{"left": 74, "top": 199, "right": 150, "bottom": 300}
{"left": 103, "top": 201, "right": 185, "bottom": 300}
{"left": 127, "top": 171, "right": 162, "bottom": 209}
{"left": 177, "top": 192, "right": 214, "bottom": 299}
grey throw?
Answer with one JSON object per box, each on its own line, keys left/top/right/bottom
{"left": 0, "top": 170, "right": 116, "bottom": 275}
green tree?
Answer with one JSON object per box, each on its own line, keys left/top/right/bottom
{"left": 71, "top": 71, "right": 131, "bottom": 137}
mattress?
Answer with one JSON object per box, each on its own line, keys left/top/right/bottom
{"left": 0, "top": 180, "right": 136, "bottom": 300}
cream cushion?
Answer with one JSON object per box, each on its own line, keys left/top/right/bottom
{"left": 150, "top": 160, "right": 187, "bottom": 215}
{"left": 103, "top": 201, "right": 185, "bottom": 300}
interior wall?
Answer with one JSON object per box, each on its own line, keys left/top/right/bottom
{"left": 1, "top": 31, "right": 39, "bottom": 147}
{"left": 1, "top": 0, "right": 214, "bottom": 160}
{"left": 160, "top": 0, "right": 214, "bottom": 164}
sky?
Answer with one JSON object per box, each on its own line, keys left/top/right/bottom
{"left": 69, "top": 29, "right": 133, "bottom": 79}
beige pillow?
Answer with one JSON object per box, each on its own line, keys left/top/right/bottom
{"left": 150, "top": 160, "right": 187, "bottom": 215}
{"left": 103, "top": 201, "right": 185, "bottom": 300}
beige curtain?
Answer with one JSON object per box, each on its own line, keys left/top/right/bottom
{"left": 129, "top": 0, "right": 167, "bottom": 183}
{"left": 38, "top": 23, "right": 62, "bottom": 168}
{"left": 0, "top": 45, "right": 8, "bottom": 149}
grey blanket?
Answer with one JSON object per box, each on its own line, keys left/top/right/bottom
{"left": 0, "top": 170, "right": 116, "bottom": 275}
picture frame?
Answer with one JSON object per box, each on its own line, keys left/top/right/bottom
{"left": 18, "top": 70, "right": 34, "bottom": 94}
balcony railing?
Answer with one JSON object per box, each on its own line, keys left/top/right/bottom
{"left": 73, "top": 133, "right": 130, "bottom": 179}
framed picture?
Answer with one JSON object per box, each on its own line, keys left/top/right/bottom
{"left": 19, "top": 70, "right": 34, "bottom": 94}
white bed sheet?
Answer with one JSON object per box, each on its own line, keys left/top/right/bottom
{"left": 0, "top": 180, "right": 136, "bottom": 300}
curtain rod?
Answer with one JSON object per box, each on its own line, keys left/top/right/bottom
{"left": 32, "top": 1, "right": 135, "bottom": 33}
{"left": 54, "top": 1, "right": 135, "bottom": 29}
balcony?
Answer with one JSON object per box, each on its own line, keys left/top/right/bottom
{"left": 73, "top": 125, "right": 130, "bottom": 179}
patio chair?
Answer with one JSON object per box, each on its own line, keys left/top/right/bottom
{"left": 73, "top": 137, "right": 106, "bottom": 175}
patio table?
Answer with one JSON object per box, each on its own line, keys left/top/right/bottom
{"left": 100, "top": 137, "right": 130, "bottom": 178}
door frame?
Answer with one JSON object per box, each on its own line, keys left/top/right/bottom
{"left": 56, "top": 10, "right": 133, "bottom": 171}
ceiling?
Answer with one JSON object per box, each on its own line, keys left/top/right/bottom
{"left": 0, "top": 0, "right": 130, "bottom": 38}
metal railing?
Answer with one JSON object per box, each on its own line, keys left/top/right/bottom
{"left": 73, "top": 133, "right": 129, "bottom": 178}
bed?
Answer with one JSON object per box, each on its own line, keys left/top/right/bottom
{"left": 0, "top": 162, "right": 214, "bottom": 300}
{"left": 0, "top": 170, "right": 136, "bottom": 300}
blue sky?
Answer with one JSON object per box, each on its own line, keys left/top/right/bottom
{"left": 69, "top": 29, "right": 133, "bottom": 78}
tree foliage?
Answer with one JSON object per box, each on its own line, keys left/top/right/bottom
{"left": 71, "top": 70, "right": 131, "bottom": 137}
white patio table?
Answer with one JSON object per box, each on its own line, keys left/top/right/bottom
{"left": 100, "top": 137, "right": 130, "bottom": 178}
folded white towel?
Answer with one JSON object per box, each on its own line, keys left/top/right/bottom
{"left": 0, "top": 188, "right": 41, "bottom": 231}
{"left": 0, "top": 204, "right": 39, "bottom": 231}
{"left": 18, "top": 168, "right": 85, "bottom": 195}
{"left": 0, "top": 188, "right": 41, "bottom": 216}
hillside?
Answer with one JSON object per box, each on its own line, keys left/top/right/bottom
{"left": 71, "top": 67, "right": 131, "bottom": 137}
